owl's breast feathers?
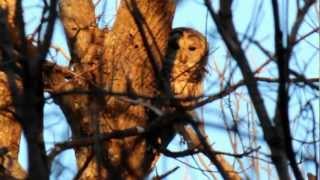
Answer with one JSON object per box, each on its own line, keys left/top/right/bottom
{"left": 163, "top": 27, "right": 208, "bottom": 105}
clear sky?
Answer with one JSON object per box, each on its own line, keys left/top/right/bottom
{"left": 17, "top": 0, "right": 319, "bottom": 179}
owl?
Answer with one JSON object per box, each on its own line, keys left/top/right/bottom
{"left": 164, "top": 27, "right": 208, "bottom": 106}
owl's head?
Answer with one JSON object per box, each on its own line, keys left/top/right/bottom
{"left": 167, "top": 27, "right": 208, "bottom": 82}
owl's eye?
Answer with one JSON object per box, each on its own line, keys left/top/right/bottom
{"left": 188, "top": 46, "right": 196, "bottom": 51}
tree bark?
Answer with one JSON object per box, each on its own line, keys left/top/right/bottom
{"left": 58, "top": 0, "right": 175, "bottom": 179}
{"left": 0, "top": 1, "right": 26, "bottom": 178}
{"left": 0, "top": 73, "right": 26, "bottom": 179}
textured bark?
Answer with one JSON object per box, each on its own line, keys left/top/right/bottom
{"left": 0, "top": 0, "right": 20, "bottom": 45}
{"left": 0, "top": 0, "right": 52, "bottom": 178}
{"left": 0, "top": 0, "right": 26, "bottom": 178}
{"left": 0, "top": 73, "right": 26, "bottom": 179}
{"left": 58, "top": 0, "right": 175, "bottom": 179}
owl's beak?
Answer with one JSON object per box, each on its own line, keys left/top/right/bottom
{"left": 179, "top": 54, "right": 187, "bottom": 63}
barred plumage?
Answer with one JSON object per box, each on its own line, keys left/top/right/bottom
{"left": 164, "top": 27, "right": 208, "bottom": 106}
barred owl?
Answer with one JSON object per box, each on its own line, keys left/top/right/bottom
{"left": 164, "top": 27, "right": 208, "bottom": 106}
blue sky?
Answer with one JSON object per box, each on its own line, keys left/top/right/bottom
{"left": 17, "top": 0, "right": 319, "bottom": 179}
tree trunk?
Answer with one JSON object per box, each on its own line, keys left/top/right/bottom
{"left": 58, "top": 0, "right": 175, "bottom": 179}
{"left": 0, "top": 73, "right": 26, "bottom": 179}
